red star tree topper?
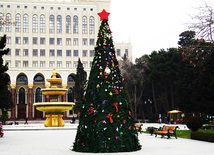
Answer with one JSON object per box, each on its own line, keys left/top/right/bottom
{"left": 98, "top": 9, "right": 110, "bottom": 21}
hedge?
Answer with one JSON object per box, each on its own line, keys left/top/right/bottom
{"left": 191, "top": 131, "right": 214, "bottom": 142}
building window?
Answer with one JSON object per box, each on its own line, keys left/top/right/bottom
{"left": 57, "top": 50, "right": 62, "bottom": 56}
{"left": 89, "top": 16, "right": 95, "bottom": 34}
{"left": 74, "top": 50, "right": 78, "bottom": 56}
{"left": 57, "top": 38, "right": 62, "bottom": 45}
{"left": 6, "top": 60, "right": 11, "bottom": 67}
{"left": 57, "top": 61, "right": 62, "bottom": 67}
{"left": 73, "top": 61, "right": 78, "bottom": 68}
{"left": 90, "top": 8, "right": 93, "bottom": 11}
{"left": 33, "top": 49, "right": 38, "bottom": 56}
{"left": 0, "top": 5, "right": 3, "bottom": 8}
{"left": 68, "top": 75, "right": 75, "bottom": 82}
{"left": 23, "top": 61, "right": 28, "bottom": 67}
{"left": 117, "top": 49, "right": 121, "bottom": 56}
{"left": 49, "top": 61, "right": 55, "bottom": 68}
{"left": 67, "top": 88, "right": 74, "bottom": 102}
{"left": 50, "top": 7, "right": 53, "bottom": 10}
{"left": 40, "top": 49, "right": 45, "bottom": 56}
{"left": 83, "top": 50, "right": 87, "bottom": 57}
{"left": 40, "top": 38, "right": 45, "bottom": 44}
{"left": 66, "top": 15, "right": 71, "bottom": 33}
{"left": 40, "top": 15, "right": 45, "bottom": 33}
{"left": 24, "top": 6, "right": 27, "bottom": 9}
{"left": 15, "top": 61, "right": 21, "bottom": 67}
{"left": 17, "top": 5, "right": 20, "bottom": 8}
{"left": 90, "top": 39, "right": 94, "bottom": 45}
{"left": 83, "top": 8, "right": 86, "bottom": 11}
{"left": 57, "top": 15, "right": 62, "bottom": 33}
{"left": 33, "top": 37, "right": 38, "bottom": 44}
{"left": 15, "top": 14, "right": 21, "bottom": 32}
{"left": 73, "top": 15, "right": 78, "bottom": 33}
{"left": 74, "top": 8, "right": 77, "bottom": 11}
{"left": 35, "top": 88, "right": 42, "bottom": 103}
{"left": 82, "top": 16, "right": 87, "bottom": 34}
{"left": 49, "top": 15, "right": 55, "bottom": 33}
{"left": 83, "top": 38, "right": 87, "bottom": 45}
{"left": 7, "top": 49, "right": 11, "bottom": 55}
{"left": 6, "top": 37, "right": 11, "bottom": 44}
{"left": 34, "top": 6, "right": 37, "bottom": 9}
{"left": 23, "top": 49, "right": 28, "bottom": 56}
{"left": 50, "top": 50, "right": 55, "bottom": 56}
{"left": 67, "top": 8, "right": 70, "bottom": 11}
{"left": 125, "top": 49, "right": 128, "bottom": 56}
{"left": 34, "top": 75, "right": 44, "bottom": 82}
{"left": 58, "top": 7, "right": 61, "bottom": 10}
{"left": 40, "top": 61, "right": 45, "bottom": 67}
{"left": 6, "top": 13, "right": 12, "bottom": 32}
{"left": 33, "top": 61, "right": 38, "bottom": 67}
{"left": 17, "top": 75, "right": 27, "bottom": 82}
{"left": 41, "top": 7, "right": 44, "bottom": 10}
{"left": 66, "top": 50, "right": 71, "bottom": 56}
{"left": 83, "top": 61, "right": 88, "bottom": 68}
{"left": 23, "top": 14, "right": 28, "bottom": 32}
{"left": 16, "top": 49, "right": 21, "bottom": 56}
{"left": 50, "top": 38, "right": 54, "bottom": 45}
{"left": 90, "top": 50, "right": 94, "bottom": 57}
{"left": 32, "top": 14, "right": 38, "bottom": 32}
{"left": 66, "top": 38, "right": 71, "bottom": 45}
{"left": 0, "top": 13, "right": 3, "bottom": 31}
{"left": 66, "top": 61, "right": 71, "bottom": 68}
{"left": 73, "top": 38, "right": 78, "bottom": 45}
{"left": 16, "top": 37, "right": 21, "bottom": 44}
{"left": 90, "top": 61, "right": 93, "bottom": 67}
{"left": 7, "top": 5, "right": 10, "bottom": 8}
{"left": 23, "top": 37, "right": 28, "bottom": 44}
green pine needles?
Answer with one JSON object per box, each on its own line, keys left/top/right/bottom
{"left": 72, "top": 19, "right": 141, "bottom": 153}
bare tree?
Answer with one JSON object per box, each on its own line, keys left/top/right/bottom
{"left": 120, "top": 56, "right": 147, "bottom": 120}
{"left": 188, "top": 4, "right": 214, "bottom": 42}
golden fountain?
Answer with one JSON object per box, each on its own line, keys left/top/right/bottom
{"left": 34, "top": 69, "right": 75, "bottom": 127}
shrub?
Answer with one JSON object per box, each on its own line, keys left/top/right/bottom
{"left": 146, "top": 127, "right": 156, "bottom": 135}
{"left": 0, "top": 114, "right": 8, "bottom": 125}
{"left": 191, "top": 131, "right": 214, "bottom": 142}
{"left": 186, "top": 116, "right": 203, "bottom": 131}
{"left": 202, "top": 124, "right": 214, "bottom": 130}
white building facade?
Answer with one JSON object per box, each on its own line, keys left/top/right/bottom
{"left": 0, "top": 0, "right": 132, "bottom": 120}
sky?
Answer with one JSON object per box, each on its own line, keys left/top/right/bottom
{"left": 110, "top": 0, "right": 214, "bottom": 61}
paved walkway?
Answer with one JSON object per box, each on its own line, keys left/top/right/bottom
{"left": 0, "top": 123, "right": 213, "bottom": 155}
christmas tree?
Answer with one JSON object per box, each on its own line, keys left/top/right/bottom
{"left": 0, "top": 35, "right": 13, "bottom": 124}
{"left": 73, "top": 9, "right": 141, "bottom": 153}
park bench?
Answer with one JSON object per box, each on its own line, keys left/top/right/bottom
{"left": 135, "top": 124, "right": 143, "bottom": 132}
{"left": 155, "top": 125, "right": 178, "bottom": 139}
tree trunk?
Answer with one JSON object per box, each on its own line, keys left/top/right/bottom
{"left": 164, "top": 81, "right": 169, "bottom": 111}
{"left": 134, "top": 85, "right": 137, "bottom": 120}
{"left": 152, "top": 81, "right": 158, "bottom": 114}
{"left": 170, "top": 82, "right": 174, "bottom": 109}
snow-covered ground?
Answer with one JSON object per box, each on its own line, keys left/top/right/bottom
{"left": 1, "top": 123, "right": 213, "bottom": 155}
{"left": 3, "top": 122, "right": 187, "bottom": 131}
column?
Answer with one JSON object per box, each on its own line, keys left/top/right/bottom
{"left": 28, "top": 84, "right": 33, "bottom": 119}
{"left": 45, "top": 95, "right": 50, "bottom": 102}
{"left": 10, "top": 84, "right": 16, "bottom": 120}
{"left": 62, "top": 84, "right": 67, "bottom": 119}
{"left": 62, "top": 94, "right": 66, "bottom": 102}
{"left": 63, "top": 94, "right": 67, "bottom": 119}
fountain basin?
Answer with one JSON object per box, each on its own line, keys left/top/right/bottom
{"left": 41, "top": 88, "right": 68, "bottom": 95}
{"left": 34, "top": 102, "right": 74, "bottom": 112}
{"left": 34, "top": 102, "right": 75, "bottom": 127}
{"left": 46, "top": 78, "right": 62, "bottom": 83}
